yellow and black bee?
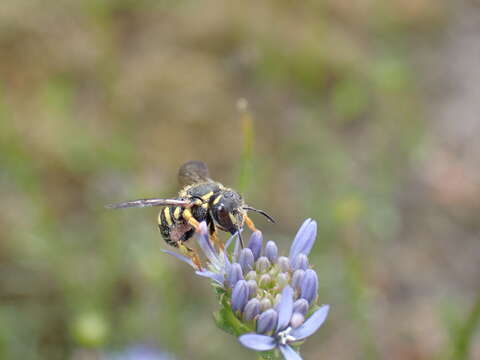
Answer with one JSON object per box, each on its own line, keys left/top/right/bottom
{"left": 106, "top": 161, "right": 274, "bottom": 267}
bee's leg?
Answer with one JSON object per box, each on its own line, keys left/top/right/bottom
{"left": 244, "top": 215, "right": 258, "bottom": 232}
{"left": 178, "top": 242, "right": 203, "bottom": 270}
{"left": 182, "top": 208, "right": 201, "bottom": 232}
{"left": 208, "top": 221, "right": 224, "bottom": 250}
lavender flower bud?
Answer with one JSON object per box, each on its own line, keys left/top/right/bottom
{"left": 231, "top": 280, "right": 249, "bottom": 312}
{"left": 276, "top": 272, "right": 289, "bottom": 288}
{"left": 292, "top": 298, "right": 309, "bottom": 316}
{"left": 243, "top": 298, "right": 261, "bottom": 321}
{"left": 256, "top": 256, "right": 271, "bottom": 273}
{"left": 260, "top": 298, "right": 272, "bottom": 312}
{"left": 247, "top": 231, "right": 263, "bottom": 260}
{"left": 258, "top": 274, "right": 272, "bottom": 288}
{"left": 245, "top": 270, "right": 257, "bottom": 281}
{"left": 291, "top": 253, "right": 309, "bottom": 271}
{"left": 277, "top": 256, "right": 290, "bottom": 272}
{"left": 265, "top": 241, "right": 278, "bottom": 263}
{"left": 227, "top": 263, "right": 244, "bottom": 288}
{"left": 290, "top": 312, "right": 305, "bottom": 328}
{"left": 238, "top": 248, "right": 254, "bottom": 273}
{"left": 246, "top": 279, "right": 258, "bottom": 298}
{"left": 256, "top": 309, "right": 278, "bottom": 334}
{"left": 300, "top": 269, "right": 318, "bottom": 304}
{"left": 291, "top": 269, "right": 305, "bottom": 291}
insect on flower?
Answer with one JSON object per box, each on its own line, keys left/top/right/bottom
{"left": 106, "top": 161, "right": 274, "bottom": 268}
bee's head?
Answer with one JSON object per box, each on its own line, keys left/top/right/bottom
{"left": 210, "top": 190, "right": 246, "bottom": 235}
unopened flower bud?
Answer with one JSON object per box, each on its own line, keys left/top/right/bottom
{"left": 238, "top": 248, "right": 254, "bottom": 273}
{"left": 291, "top": 269, "right": 305, "bottom": 291}
{"left": 227, "top": 263, "right": 244, "bottom": 288}
{"left": 256, "top": 256, "right": 271, "bottom": 273}
{"left": 300, "top": 269, "right": 318, "bottom": 304}
{"left": 277, "top": 256, "right": 290, "bottom": 272}
{"left": 292, "top": 298, "right": 309, "bottom": 316}
{"left": 260, "top": 298, "right": 272, "bottom": 312}
{"left": 245, "top": 270, "right": 257, "bottom": 281}
{"left": 265, "top": 241, "right": 278, "bottom": 263}
{"left": 243, "top": 298, "right": 261, "bottom": 321}
{"left": 231, "top": 280, "right": 249, "bottom": 312}
{"left": 246, "top": 279, "right": 258, "bottom": 298}
{"left": 291, "top": 253, "right": 309, "bottom": 271}
{"left": 247, "top": 231, "right": 263, "bottom": 260}
{"left": 256, "top": 309, "right": 278, "bottom": 334}
{"left": 276, "top": 272, "right": 289, "bottom": 288}
{"left": 290, "top": 312, "right": 305, "bottom": 328}
{"left": 258, "top": 274, "right": 272, "bottom": 288}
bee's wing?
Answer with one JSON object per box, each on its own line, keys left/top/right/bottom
{"left": 105, "top": 198, "right": 191, "bottom": 209}
{"left": 178, "top": 160, "right": 211, "bottom": 186}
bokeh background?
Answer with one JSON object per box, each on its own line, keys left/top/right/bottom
{"left": 1, "top": 0, "right": 479, "bottom": 359}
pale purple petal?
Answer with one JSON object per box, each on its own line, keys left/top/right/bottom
{"left": 265, "top": 240, "right": 279, "bottom": 263}
{"left": 291, "top": 254, "right": 309, "bottom": 271}
{"left": 238, "top": 334, "right": 276, "bottom": 351}
{"left": 300, "top": 269, "right": 318, "bottom": 304}
{"left": 195, "top": 270, "right": 224, "bottom": 285}
{"left": 231, "top": 280, "right": 249, "bottom": 312}
{"left": 161, "top": 250, "right": 193, "bottom": 267}
{"left": 256, "top": 309, "right": 278, "bottom": 333}
{"left": 289, "top": 219, "right": 317, "bottom": 259}
{"left": 279, "top": 345, "right": 303, "bottom": 360}
{"left": 248, "top": 231, "right": 263, "bottom": 260}
{"left": 196, "top": 222, "right": 218, "bottom": 264}
{"left": 227, "top": 263, "right": 244, "bottom": 288}
{"left": 290, "top": 305, "right": 329, "bottom": 340}
{"left": 276, "top": 285, "right": 294, "bottom": 331}
{"left": 239, "top": 248, "right": 255, "bottom": 273}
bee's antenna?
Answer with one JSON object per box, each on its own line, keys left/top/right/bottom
{"left": 243, "top": 206, "right": 276, "bottom": 223}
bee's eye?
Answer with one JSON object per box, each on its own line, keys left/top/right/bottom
{"left": 215, "top": 206, "right": 233, "bottom": 229}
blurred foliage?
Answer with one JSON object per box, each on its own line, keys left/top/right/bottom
{"left": 1, "top": 0, "right": 479, "bottom": 360}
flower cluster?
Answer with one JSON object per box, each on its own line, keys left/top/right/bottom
{"left": 163, "top": 219, "right": 329, "bottom": 360}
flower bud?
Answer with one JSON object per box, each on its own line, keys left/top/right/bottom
{"left": 245, "top": 270, "right": 257, "bottom": 281}
{"left": 260, "top": 298, "right": 272, "bottom": 312}
{"left": 256, "top": 256, "right": 271, "bottom": 273}
{"left": 231, "top": 280, "right": 249, "bottom": 312}
{"left": 247, "top": 231, "right": 263, "bottom": 260}
{"left": 246, "top": 279, "right": 258, "bottom": 298}
{"left": 290, "top": 312, "right": 305, "bottom": 328}
{"left": 300, "top": 269, "right": 318, "bottom": 304}
{"left": 256, "top": 309, "right": 278, "bottom": 334}
{"left": 276, "top": 272, "right": 289, "bottom": 288}
{"left": 277, "top": 256, "right": 290, "bottom": 272}
{"left": 243, "top": 298, "right": 261, "bottom": 321}
{"left": 291, "top": 253, "right": 309, "bottom": 271}
{"left": 291, "top": 269, "right": 305, "bottom": 291}
{"left": 292, "top": 298, "right": 309, "bottom": 316}
{"left": 238, "top": 248, "right": 254, "bottom": 273}
{"left": 227, "top": 263, "right": 244, "bottom": 288}
{"left": 258, "top": 274, "right": 272, "bottom": 288}
{"left": 265, "top": 241, "right": 278, "bottom": 263}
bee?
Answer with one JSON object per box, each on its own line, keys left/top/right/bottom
{"left": 106, "top": 161, "right": 274, "bottom": 268}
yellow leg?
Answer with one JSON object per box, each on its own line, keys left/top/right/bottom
{"left": 182, "top": 208, "right": 201, "bottom": 232}
{"left": 244, "top": 215, "right": 257, "bottom": 232}
{"left": 210, "top": 228, "right": 224, "bottom": 251}
{"left": 179, "top": 243, "right": 202, "bottom": 270}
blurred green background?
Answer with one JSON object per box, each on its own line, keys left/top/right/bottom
{"left": 1, "top": 0, "right": 480, "bottom": 359}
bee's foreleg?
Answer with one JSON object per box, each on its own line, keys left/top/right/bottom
{"left": 208, "top": 223, "right": 224, "bottom": 251}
